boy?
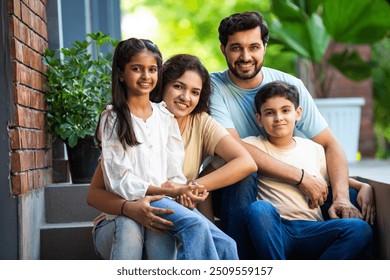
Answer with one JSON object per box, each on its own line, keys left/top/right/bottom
{"left": 243, "top": 80, "right": 373, "bottom": 259}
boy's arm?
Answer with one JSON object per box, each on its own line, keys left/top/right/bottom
{"left": 228, "top": 128, "right": 328, "bottom": 208}
{"left": 312, "top": 128, "right": 362, "bottom": 219}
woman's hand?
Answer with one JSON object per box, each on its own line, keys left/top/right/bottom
{"left": 161, "top": 180, "right": 209, "bottom": 203}
{"left": 122, "top": 195, "right": 175, "bottom": 232}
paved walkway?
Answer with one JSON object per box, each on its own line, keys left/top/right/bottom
{"left": 349, "top": 159, "right": 390, "bottom": 184}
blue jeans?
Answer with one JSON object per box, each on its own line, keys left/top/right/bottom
{"left": 153, "top": 197, "right": 238, "bottom": 260}
{"left": 93, "top": 215, "right": 177, "bottom": 260}
{"left": 94, "top": 197, "right": 238, "bottom": 260}
{"left": 246, "top": 200, "right": 373, "bottom": 259}
{"left": 212, "top": 173, "right": 258, "bottom": 259}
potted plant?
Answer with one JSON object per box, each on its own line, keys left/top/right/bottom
{"left": 43, "top": 32, "right": 118, "bottom": 183}
{"left": 269, "top": 0, "right": 390, "bottom": 162}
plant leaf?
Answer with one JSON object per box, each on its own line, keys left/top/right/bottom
{"left": 328, "top": 49, "right": 372, "bottom": 81}
{"left": 323, "top": 0, "right": 390, "bottom": 44}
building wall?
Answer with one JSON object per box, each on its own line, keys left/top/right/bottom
{"left": 5, "top": 0, "right": 50, "bottom": 259}
{"left": 8, "top": 0, "right": 52, "bottom": 196}
{"left": 324, "top": 42, "right": 376, "bottom": 158}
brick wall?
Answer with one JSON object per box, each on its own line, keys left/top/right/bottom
{"left": 324, "top": 41, "right": 376, "bottom": 157}
{"left": 8, "top": 0, "right": 52, "bottom": 196}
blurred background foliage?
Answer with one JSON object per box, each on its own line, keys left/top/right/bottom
{"left": 120, "top": 0, "right": 297, "bottom": 75}
{"left": 120, "top": 0, "right": 390, "bottom": 159}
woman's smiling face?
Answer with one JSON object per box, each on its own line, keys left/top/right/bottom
{"left": 162, "top": 70, "right": 202, "bottom": 119}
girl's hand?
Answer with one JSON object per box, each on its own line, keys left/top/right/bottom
{"left": 357, "top": 183, "right": 376, "bottom": 225}
{"left": 176, "top": 194, "right": 195, "bottom": 210}
{"left": 176, "top": 189, "right": 209, "bottom": 210}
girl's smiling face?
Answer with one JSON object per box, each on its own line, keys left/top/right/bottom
{"left": 162, "top": 70, "right": 202, "bottom": 119}
{"left": 120, "top": 49, "right": 159, "bottom": 97}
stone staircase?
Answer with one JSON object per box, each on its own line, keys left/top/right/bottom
{"left": 40, "top": 183, "right": 101, "bottom": 259}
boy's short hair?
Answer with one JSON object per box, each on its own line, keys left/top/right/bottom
{"left": 254, "top": 81, "right": 300, "bottom": 114}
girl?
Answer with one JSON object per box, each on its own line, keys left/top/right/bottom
{"left": 93, "top": 39, "right": 239, "bottom": 260}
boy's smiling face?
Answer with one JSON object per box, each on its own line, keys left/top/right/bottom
{"left": 256, "top": 96, "right": 302, "bottom": 143}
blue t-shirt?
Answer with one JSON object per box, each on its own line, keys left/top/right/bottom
{"left": 210, "top": 67, "right": 327, "bottom": 139}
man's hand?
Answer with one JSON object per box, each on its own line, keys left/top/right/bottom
{"left": 298, "top": 172, "right": 328, "bottom": 209}
{"left": 328, "top": 198, "right": 363, "bottom": 220}
{"left": 357, "top": 183, "right": 376, "bottom": 225}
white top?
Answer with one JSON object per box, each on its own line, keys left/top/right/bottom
{"left": 243, "top": 136, "right": 327, "bottom": 221}
{"left": 98, "top": 102, "right": 187, "bottom": 205}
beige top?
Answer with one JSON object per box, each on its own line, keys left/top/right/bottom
{"left": 243, "top": 136, "right": 326, "bottom": 221}
{"left": 181, "top": 112, "right": 229, "bottom": 180}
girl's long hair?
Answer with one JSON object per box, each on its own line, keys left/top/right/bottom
{"left": 96, "top": 38, "right": 162, "bottom": 149}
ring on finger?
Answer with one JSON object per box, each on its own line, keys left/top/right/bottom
{"left": 150, "top": 221, "right": 154, "bottom": 227}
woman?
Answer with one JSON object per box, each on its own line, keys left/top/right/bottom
{"left": 87, "top": 54, "right": 257, "bottom": 260}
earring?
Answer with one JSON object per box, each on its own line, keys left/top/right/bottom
{"left": 119, "top": 78, "right": 124, "bottom": 82}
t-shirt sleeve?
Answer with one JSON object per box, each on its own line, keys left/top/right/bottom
{"left": 294, "top": 79, "right": 328, "bottom": 139}
{"left": 242, "top": 135, "right": 266, "bottom": 151}
{"left": 201, "top": 113, "right": 230, "bottom": 156}
{"left": 210, "top": 75, "right": 236, "bottom": 130}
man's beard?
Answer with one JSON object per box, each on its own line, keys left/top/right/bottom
{"left": 227, "top": 59, "right": 262, "bottom": 80}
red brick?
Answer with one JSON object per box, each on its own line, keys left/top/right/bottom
{"left": 14, "top": 105, "right": 45, "bottom": 129}
{"left": 21, "top": 2, "right": 31, "bottom": 27}
{"left": 10, "top": 128, "right": 47, "bottom": 149}
{"left": 13, "top": 83, "right": 46, "bottom": 110}
{"left": 10, "top": 150, "right": 50, "bottom": 172}
{"left": 11, "top": 169, "right": 52, "bottom": 196}
{"left": 9, "top": 0, "right": 21, "bottom": 19}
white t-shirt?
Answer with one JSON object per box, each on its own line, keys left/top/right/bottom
{"left": 243, "top": 136, "right": 327, "bottom": 221}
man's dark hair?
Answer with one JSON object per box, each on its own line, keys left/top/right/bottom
{"left": 254, "top": 81, "right": 300, "bottom": 114}
{"left": 218, "top": 11, "right": 269, "bottom": 47}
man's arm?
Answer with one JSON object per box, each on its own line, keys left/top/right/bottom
{"left": 311, "top": 128, "right": 362, "bottom": 219}
{"left": 227, "top": 128, "right": 328, "bottom": 208}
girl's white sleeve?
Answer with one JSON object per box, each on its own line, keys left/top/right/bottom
{"left": 166, "top": 114, "right": 187, "bottom": 184}
{"left": 98, "top": 109, "right": 150, "bottom": 201}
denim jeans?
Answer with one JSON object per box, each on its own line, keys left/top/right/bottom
{"left": 245, "top": 200, "right": 373, "bottom": 259}
{"left": 93, "top": 215, "right": 177, "bottom": 260}
{"left": 152, "top": 197, "right": 238, "bottom": 260}
{"left": 321, "top": 187, "right": 359, "bottom": 220}
{"left": 212, "top": 172, "right": 258, "bottom": 259}
{"left": 93, "top": 197, "right": 238, "bottom": 260}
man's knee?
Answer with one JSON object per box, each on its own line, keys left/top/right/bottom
{"left": 246, "top": 200, "right": 277, "bottom": 223}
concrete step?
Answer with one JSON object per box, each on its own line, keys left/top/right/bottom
{"left": 41, "top": 183, "right": 102, "bottom": 259}
{"left": 40, "top": 222, "right": 101, "bottom": 260}
{"left": 45, "top": 183, "right": 100, "bottom": 223}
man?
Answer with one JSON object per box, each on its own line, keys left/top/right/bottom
{"left": 209, "top": 11, "right": 365, "bottom": 259}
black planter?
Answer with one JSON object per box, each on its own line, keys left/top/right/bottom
{"left": 66, "top": 137, "right": 100, "bottom": 184}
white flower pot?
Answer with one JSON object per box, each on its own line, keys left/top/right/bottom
{"left": 314, "top": 97, "right": 365, "bottom": 163}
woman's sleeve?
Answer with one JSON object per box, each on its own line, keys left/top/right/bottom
{"left": 99, "top": 110, "right": 151, "bottom": 201}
